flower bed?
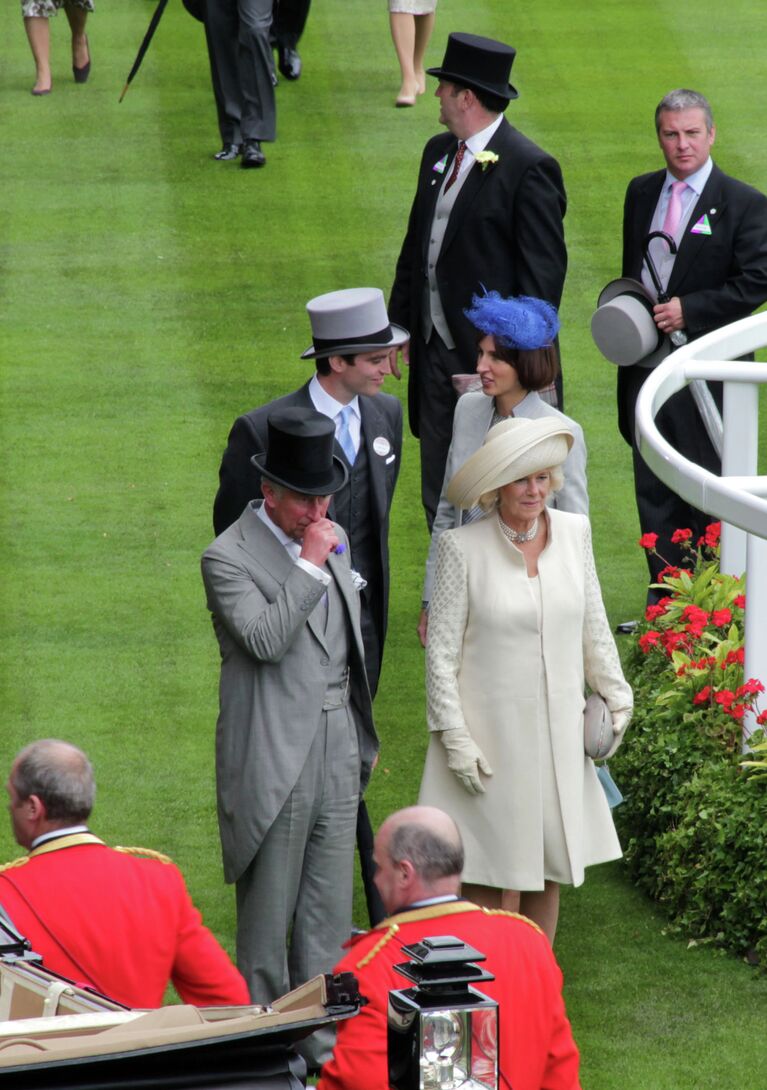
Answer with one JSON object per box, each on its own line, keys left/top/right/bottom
{"left": 612, "top": 523, "right": 767, "bottom": 964}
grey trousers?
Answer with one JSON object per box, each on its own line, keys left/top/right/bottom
{"left": 235, "top": 704, "right": 360, "bottom": 1064}
{"left": 205, "top": 0, "right": 276, "bottom": 143}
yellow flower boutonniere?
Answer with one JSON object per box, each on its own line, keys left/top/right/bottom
{"left": 475, "top": 150, "right": 499, "bottom": 172}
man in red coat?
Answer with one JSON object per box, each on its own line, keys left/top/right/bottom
{"left": 0, "top": 739, "right": 249, "bottom": 1009}
{"left": 319, "top": 806, "right": 580, "bottom": 1090}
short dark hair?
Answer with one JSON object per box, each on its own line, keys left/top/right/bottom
{"left": 315, "top": 353, "right": 356, "bottom": 377}
{"left": 388, "top": 820, "right": 464, "bottom": 881}
{"left": 12, "top": 740, "right": 95, "bottom": 823}
{"left": 476, "top": 332, "right": 559, "bottom": 391}
{"left": 449, "top": 82, "right": 507, "bottom": 115}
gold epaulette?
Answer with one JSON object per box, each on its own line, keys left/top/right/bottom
{"left": 0, "top": 856, "right": 30, "bottom": 875}
{"left": 479, "top": 907, "right": 543, "bottom": 934}
{"left": 114, "top": 846, "right": 173, "bottom": 865}
{"left": 356, "top": 923, "right": 400, "bottom": 970}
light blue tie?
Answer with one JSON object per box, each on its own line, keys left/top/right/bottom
{"left": 337, "top": 405, "right": 356, "bottom": 465}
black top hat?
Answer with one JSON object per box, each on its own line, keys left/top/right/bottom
{"left": 251, "top": 408, "right": 348, "bottom": 496}
{"left": 427, "top": 33, "right": 518, "bottom": 101}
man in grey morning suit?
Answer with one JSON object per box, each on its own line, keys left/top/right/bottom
{"left": 202, "top": 409, "right": 378, "bottom": 1065}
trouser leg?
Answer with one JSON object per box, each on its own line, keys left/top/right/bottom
{"left": 204, "top": 0, "right": 243, "bottom": 144}
{"left": 414, "top": 331, "right": 464, "bottom": 530}
{"left": 238, "top": 0, "right": 276, "bottom": 141}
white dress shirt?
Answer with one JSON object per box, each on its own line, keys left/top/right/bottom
{"left": 309, "top": 374, "right": 361, "bottom": 458}
{"left": 642, "top": 157, "right": 714, "bottom": 297}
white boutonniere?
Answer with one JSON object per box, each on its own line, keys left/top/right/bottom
{"left": 475, "top": 150, "right": 499, "bottom": 172}
{"left": 350, "top": 569, "right": 367, "bottom": 592}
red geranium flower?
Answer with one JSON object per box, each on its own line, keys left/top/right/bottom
{"left": 671, "top": 528, "right": 693, "bottom": 544}
{"left": 693, "top": 686, "right": 712, "bottom": 705}
{"left": 662, "top": 630, "right": 686, "bottom": 652}
{"left": 714, "top": 689, "right": 735, "bottom": 707}
{"left": 757, "top": 711, "right": 767, "bottom": 726}
{"left": 728, "top": 703, "right": 747, "bottom": 719}
{"left": 638, "top": 630, "right": 661, "bottom": 653}
{"left": 711, "top": 608, "right": 732, "bottom": 627}
{"left": 704, "top": 522, "right": 721, "bottom": 548}
{"left": 737, "top": 679, "right": 765, "bottom": 697}
{"left": 639, "top": 532, "right": 659, "bottom": 549}
{"left": 645, "top": 603, "right": 667, "bottom": 621}
{"left": 734, "top": 595, "right": 746, "bottom": 609}
{"left": 657, "top": 566, "right": 681, "bottom": 582}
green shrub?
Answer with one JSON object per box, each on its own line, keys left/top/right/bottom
{"left": 613, "top": 525, "right": 767, "bottom": 964}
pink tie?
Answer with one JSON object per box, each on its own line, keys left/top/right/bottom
{"left": 662, "top": 180, "right": 687, "bottom": 239}
{"left": 444, "top": 141, "right": 467, "bottom": 192}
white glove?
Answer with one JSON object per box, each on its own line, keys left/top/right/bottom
{"left": 604, "top": 707, "right": 632, "bottom": 760}
{"left": 439, "top": 728, "right": 493, "bottom": 795}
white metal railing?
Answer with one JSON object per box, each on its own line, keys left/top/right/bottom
{"left": 635, "top": 311, "right": 767, "bottom": 747}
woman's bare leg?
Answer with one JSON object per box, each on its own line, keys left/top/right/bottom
{"left": 519, "top": 882, "right": 560, "bottom": 944}
{"left": 412, "top": 12, "right": 434, "bottom": 94}
{"left": 389, "top": 12, "right": 417, "bottom": 104}
{"left": 64, "top": 2, "right": 89, "bottom": 70}
{"left": 24, "top": 15, "right": 52, "bottom": 93}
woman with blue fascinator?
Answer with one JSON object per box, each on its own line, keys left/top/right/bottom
{"left": 419, "top": 292, "right": 588, "bottom": 645}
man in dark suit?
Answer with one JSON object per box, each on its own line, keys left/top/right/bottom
{"left": 272, "top": 0, "right": 309, "bottom": 80}
{"left": 618, "top": 88, "right": 767, "bottom": 588}
{"left": 388, "top": 32, "right": 567, "bottom": 528}
{"left": 214, "top": 288, "right": 406, "bottom": 699}
{"left": 203, "top": 0, "right": 275, "bottom": 168}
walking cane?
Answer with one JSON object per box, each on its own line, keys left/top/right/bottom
{"left": 643, "top": 231, "right": 723, "bottom": 457}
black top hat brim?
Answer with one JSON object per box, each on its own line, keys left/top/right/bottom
{"left": 300, "top": 322, "right": 410, "bottom": 360}
{"left": 251, "top": 452, "right": 349, "bottom": 496}
{"left": 425, "top": 65, "right": 518, "bottom": 101}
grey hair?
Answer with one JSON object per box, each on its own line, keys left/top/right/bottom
{"left": 12, "top": 740, "right": 95, "bottom": 823}
{"left": 655, "top": 89, "right": 713, "bottom": 132}
{"left": 478, "top": 465, "right": 564, "bottom": 513}
{"left": 388, "top": 821, "right": 464, "bottom": 881}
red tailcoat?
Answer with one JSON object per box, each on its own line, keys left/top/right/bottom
{"left": 0, "top": 835, "right": 249, "bottom": 1009}
{"left": 319, "top": 902, "right": 580, "bottom": 1090}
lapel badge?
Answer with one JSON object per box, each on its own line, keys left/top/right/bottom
{"left": 432, "top": 154, "right": 448, "bottom": 174}
{"left": 373, "top": 436, "right": 392, "bottom": 457}
{"left": 690, "top": 213, "right": 712, "bottom": 236}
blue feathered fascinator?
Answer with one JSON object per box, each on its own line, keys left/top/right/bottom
{"left": 464, "top": 290, "right": 560, "bottom": 350}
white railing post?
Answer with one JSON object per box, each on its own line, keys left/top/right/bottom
{"left": 634, "top": 312, "right": 767, "bottom": 749}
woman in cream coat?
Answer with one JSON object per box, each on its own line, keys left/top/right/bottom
{"left": 418, "top": 416, "right": 632, "bottom": 941}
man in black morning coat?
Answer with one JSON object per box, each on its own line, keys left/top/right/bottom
{"left": 617, "top": 88, "right": 767, "bottom": 589}
{"left": 388, "top": 32, "right": 567, "bottom": 528}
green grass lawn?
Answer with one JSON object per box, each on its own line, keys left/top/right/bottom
{"left": 2, "top": 1, "right": 767, "bottom": 1086}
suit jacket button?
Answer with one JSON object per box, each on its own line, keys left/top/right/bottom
{"left": 320, "top": 657, "right": 329, "bottom": 666}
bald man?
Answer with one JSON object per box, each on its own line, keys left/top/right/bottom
{"left": 319, "top": 806, "right": 581, "bottom": 1090}
{"left": 0, "top": 739, "right": 248, "bottom": 1009}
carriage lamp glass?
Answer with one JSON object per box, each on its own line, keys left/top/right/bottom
{"left": 387, "top": 935, "right": 498, "bottom": 1090}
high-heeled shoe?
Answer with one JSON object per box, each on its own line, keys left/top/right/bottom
{"left": 73, "top": 35, "right": 91, "bottom": 83}
{"left": 395, "top": 93, "right": 416, "bottom": 108}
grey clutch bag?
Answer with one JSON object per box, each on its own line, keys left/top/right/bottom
{"left": 584, "top": 693, "right": 613, "bottom": 760}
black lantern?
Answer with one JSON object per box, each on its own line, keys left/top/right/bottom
{"left": 387, "top": 935, "right": 498, "bottom": 1090}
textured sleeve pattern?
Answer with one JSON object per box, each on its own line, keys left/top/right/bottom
{"left": 581, "top": 519, "right": 633, "bottom": 712}
{"left": 426, "top": 532, "right": 469, "bottom": 734}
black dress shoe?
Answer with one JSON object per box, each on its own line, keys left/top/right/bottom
{"left": 278, "top": 45, "right": 302, "bottom": 81}
{"left": 241, "top": 140, "right": 266, "bottom": 169}
{"left": 213, "top": 143, "right": 241, "bottom": 161}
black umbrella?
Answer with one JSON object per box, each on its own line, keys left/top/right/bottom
{"left": 119, "top": 0, "right": 170, "bottom": 103}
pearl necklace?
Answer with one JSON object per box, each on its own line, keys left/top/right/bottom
{"left": 498, "top": 512, "right": 539, "bottom": 544}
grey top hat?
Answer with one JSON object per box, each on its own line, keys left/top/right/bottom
{"left": 251, "top": 407, "right": 348, "bottom": 495}
{"left": 591, "top": 278, "right": 672, "bottom": 369}
{"left": 301, "top": 287, "right": 409, "bottom": 360}
{"left": 426, "top": 32, "right": 518, "bottom": 101}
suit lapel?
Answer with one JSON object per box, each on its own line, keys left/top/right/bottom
{"left": 629, "top": 173, "right": 664, "bottom": 279}
{"left": 668, "top": 167, "right": 725, "bottom": 296}
{"left": 439, "top": 121, "right": 509, "bottom": 256}
{"left": 358, "top": 396, "right": 387, "bottom": 524}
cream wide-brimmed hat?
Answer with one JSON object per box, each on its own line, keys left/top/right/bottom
{"left": 446, "top": 417, "right": 574, "bottom": 509}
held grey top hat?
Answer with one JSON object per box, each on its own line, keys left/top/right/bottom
{"left": 426, "top": 32, "right": 518, "bottom": 101}
{"left": 251, "top": 408, "right": 348, "bottom": 495}
{"left": 301, "top": 287, "right": 409, "bottom": 360}
{"left": 591, "top": 278, "right": 672, "bottom": 369}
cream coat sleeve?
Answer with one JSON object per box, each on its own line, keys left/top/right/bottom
{"left": 581, "top": 519, "right": 633, "bottom": 713}
{"left": 426, "top": 532, "right": 470, "bottom": 734}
